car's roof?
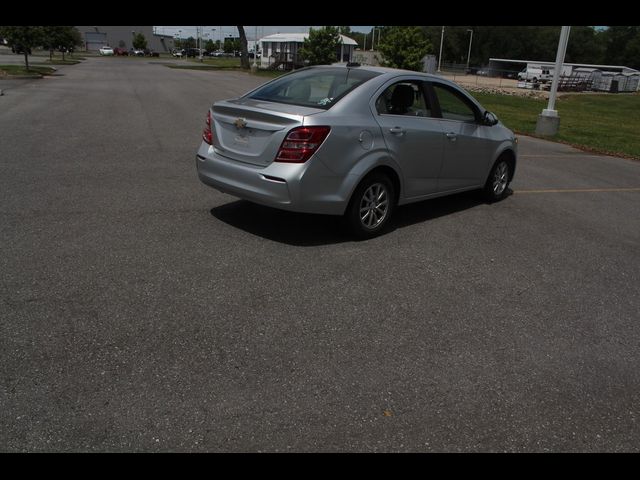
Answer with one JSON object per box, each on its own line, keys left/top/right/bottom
{"left": 311, "top": 63, "right": 441, "bottom": 80}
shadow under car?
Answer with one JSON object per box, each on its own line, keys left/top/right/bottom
{"left": 208, "top": 189, "right": 508, "bottom": 246}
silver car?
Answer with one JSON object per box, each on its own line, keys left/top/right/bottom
{"left": 196, "top": 65, "right": 517, "bottom": 238}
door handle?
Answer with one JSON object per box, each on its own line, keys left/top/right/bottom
{"left": 389, "top": 126, "right": 405, "bottom": 136}
{"left": 445, "top": 132, "right": 457, "bottom": 142}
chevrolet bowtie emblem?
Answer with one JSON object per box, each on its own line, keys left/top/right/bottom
{"left": 234, "top": 118, "right": 247, "bottom": 129}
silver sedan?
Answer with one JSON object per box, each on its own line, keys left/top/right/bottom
{"left": 196, "top": 65, "right": 517, "bottom": 238}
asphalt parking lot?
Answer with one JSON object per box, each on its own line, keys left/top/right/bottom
{"left": 1, "top": 57, "right": 639, "bottom": 452}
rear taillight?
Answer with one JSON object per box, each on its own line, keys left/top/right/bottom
{"left": 203, "top": 110, "right": 213, "bottom": 144}
{"left": 275, "top": 126, "right": 331, "bottom": 163}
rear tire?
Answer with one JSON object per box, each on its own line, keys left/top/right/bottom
{"left": 344, "top": 173, "right": 395, "bottom": 239}
{"left": 483, "top": 157, "right": 512, "bottom": 203}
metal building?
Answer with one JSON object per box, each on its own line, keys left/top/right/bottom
{"left": 75, "top": 26, "right": 175, "bottom": 53}
{"left": 488, "top": 58, "right": 639, "bottom": 79}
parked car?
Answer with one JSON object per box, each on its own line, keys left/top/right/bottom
{"left": 113, "top": 47, "right": 129, "bottom": 56}
{"left": 131, "top": 48, "right": 145, "bottom": 57}
{"left": 196, "top": 65, "right": 517, "bottom": 238}
{"left": 517, "top": 67, "right": 551, "bottom": 83}
{"left": 185, "top": 48, "right": 202, "bottom": 58}
{"left": 172, "top": 49, "right": 184, "bottom": 57}
{"left": 99, "top": 46, "right": 114, "bottom": 56}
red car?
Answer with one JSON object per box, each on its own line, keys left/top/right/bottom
{"left": 113, "top": 48, "right": 129, "bottom": 56}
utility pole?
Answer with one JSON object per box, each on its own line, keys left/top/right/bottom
{"left": 437, "top": 26, "right": 444, "bottom": 73}
{"left": 466, "top": 29, "right": 473, "bottom": 72}
{"left": 535, "top": 26, "right": 571, "bottom": 136}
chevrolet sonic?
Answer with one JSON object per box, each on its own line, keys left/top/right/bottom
{"left": 196, "top": 65, "right": 517, "bottom": 238}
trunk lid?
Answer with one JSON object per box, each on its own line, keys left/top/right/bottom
{"left": 211, "top": 98, "right": 324, "bottom": 167}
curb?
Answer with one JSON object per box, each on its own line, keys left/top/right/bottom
{"left": 1, "top": 74, "right": 42, "bottom": 79}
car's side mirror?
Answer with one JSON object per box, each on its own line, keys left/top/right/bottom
{"left": 483, "top": 111, "right": 499, "bottom": 126}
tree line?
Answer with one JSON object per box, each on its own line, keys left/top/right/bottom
{"left": 346, "top": 26, "right": 640, "bottom": 71}
{"left": 421, "top": 26, "right": 640, "bottom": 70}
{"left": 0, "top": 26, "right": 82, "bottom": 70}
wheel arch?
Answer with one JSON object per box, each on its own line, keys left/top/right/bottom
{"left": 361, "top": 165, "right": 402, "bottom": 206}
{"left": 496, "top": 148, "right": 517, "bottom": 179}
{"left": 338, "top": 152, "right": 404, "bottom": 215}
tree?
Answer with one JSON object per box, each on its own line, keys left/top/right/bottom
{"left": 299, "top": 26, "right": 341, "bottom": 66}
{"left": 184, "top": 36, "right": 196, "bottom": 49}
{"left": 132, "top": 32, "right": 147, "bottom": 50}
{"left": 419, "top": 26, "right": 614, "bottom": 70}
{"left": 565, "top": 26, "right": 605, "bottom": 64}
{"left": 237, "top": 26, "right": 249, "bottom": 69}
{"left": 0, "top": 25, "right": 44, "bottom": 71}
{"left": 223, "top": 37, "right": 239, "bottom": 54}
{"left": 602, "top": 26, "right": 640, "bottom": 69}
{"left": 47, "top": 26, "right": 81, "bottom": 61}
{"left": 378, "top": 26, "right": 431, "bottom": 71}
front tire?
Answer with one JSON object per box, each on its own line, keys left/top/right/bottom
{"left": 344, "top": 173, "right": 395, "bottom": 239}
{"left": 483, "top": 157, "right": 512, "bottom": 202}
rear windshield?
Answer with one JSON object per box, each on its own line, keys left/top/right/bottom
{"left": 248, "top": 67, "right": 381, "bottom": 110}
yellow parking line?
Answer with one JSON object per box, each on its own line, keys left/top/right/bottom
{"left": 515, "top": 187, "right": 640, "bottom": 194}
{"left": 519, "top": 154, "right": 598, "bottom": 158}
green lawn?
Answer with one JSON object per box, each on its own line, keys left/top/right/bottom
{"left": 188, "top": 57, "right": 242, "bottom": 68}
{"left": 471, "top": 92, "right": 640, "bottom": 159}
{"left": 0, "top": 65, "right": 58, "bottom": 77}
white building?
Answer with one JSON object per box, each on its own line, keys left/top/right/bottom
{"left": 259, "top": 33, "right": 358, "bottom": 70}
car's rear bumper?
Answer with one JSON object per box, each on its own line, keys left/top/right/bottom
{"left": 196, "top": 142, "right": 348, "bottom": 215}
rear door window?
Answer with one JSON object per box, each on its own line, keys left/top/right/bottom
{"left": 249, "top": 67, "right": 381, "bottom": 109}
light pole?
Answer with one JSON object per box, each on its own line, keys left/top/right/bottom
{"left": 437, "top": 26, "right": 444, "bottom": 73}
{"left": 535, "top": 26, "right": 571, "bottom": 136}
{"left": 536, "top": 27, "right": 571, "bottom": 135}
{"left": 370, "top": 26, "right": 375, "bottom": 51}
{"left": 466, "top": 29, "right": 473, "bottom": 72}
{"left": 252, "top": 25, "right": 258, "bottom": 69}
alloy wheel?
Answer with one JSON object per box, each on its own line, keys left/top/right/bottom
{"left": 492, "top": 161, "right": 509, "bottom": 196}
{"left": 359, "top": 183, "right": 389, "bottom": 230}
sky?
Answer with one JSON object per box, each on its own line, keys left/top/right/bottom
{"left": 154, "top": 26, "right": 373, "bottom": 41}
